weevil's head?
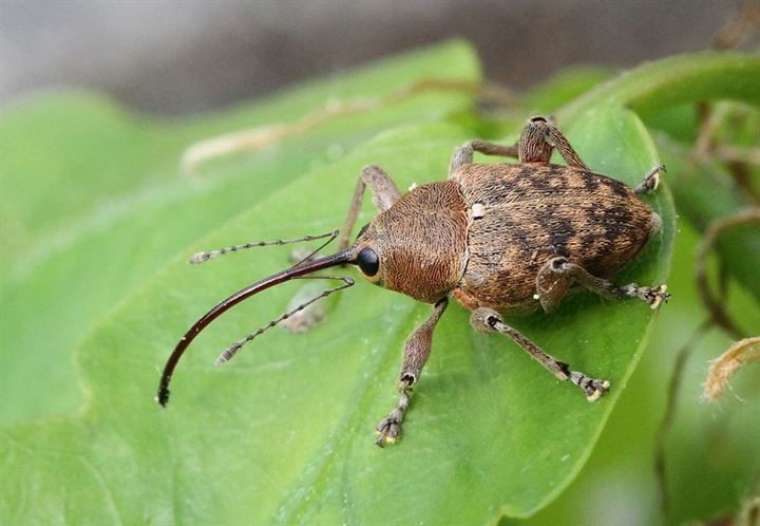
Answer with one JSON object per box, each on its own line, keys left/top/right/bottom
{"left": 156, "top": 181, "right": 471, "bottom": 407}
{"left": 349, "top": 181, "right": 469, "bottom": 303}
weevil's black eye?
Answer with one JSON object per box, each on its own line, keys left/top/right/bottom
{"left": 356, "top": 247, "right": 379, "bottom": 277}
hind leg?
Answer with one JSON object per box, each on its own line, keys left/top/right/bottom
{"left": 536, "top": 256, "right": 670, "bottom": 312}
{"left": 635, "top": 165, "right": 666, "bottom": 195}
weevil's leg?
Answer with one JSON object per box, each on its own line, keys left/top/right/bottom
{"left": 538, "top": 256, "right": 671, "bottom": 311}
{"left": 376, "top": 298, "right": 448, "bottom": 447}
{"left": 471, "top": 307, "right": 610, "bottom": 401}
{"left": 534, "top": 262, "right": 572, "bottom": 314}
{"left": 634, "top": 165, "right": 666, "bottom": 195}
{"left": 518, "top": 116, "right": 589, "bottom": 169}
{"left": 449, "top": 139, "right": 519, "bottom": 176}
{"left": 338, "top": 165, "right": 401, "bottom": 250}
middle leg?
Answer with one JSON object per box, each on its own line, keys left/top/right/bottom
{"left": 470, "top": 307, "right": 610, "bottom": 401}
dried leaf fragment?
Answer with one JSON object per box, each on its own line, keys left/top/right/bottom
{"left": 704, "top": 336, "right": 760, "bottom": 401}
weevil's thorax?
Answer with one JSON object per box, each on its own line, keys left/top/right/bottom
{"left": 357, "top": 181, "right": 469, "bottom": 303}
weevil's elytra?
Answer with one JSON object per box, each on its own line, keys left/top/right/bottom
{"left": 157, "top": 116, "right": 670, "bottom": 448}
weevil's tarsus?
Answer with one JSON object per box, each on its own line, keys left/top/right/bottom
{"left": 338, "top": 165, "right": 401, "bottom": 250}
{"left": 470, "top": 307, "right": 610, "bottom": 402}
{"left": 215, "top": 275, "right": 354, "bottom": 366}
{"left": 190, "top": 230, "right": 339, "bottom": 265}
{"left": 376, "top": 298, "right": 448, "bottom": 447}
{"left": 635, "top": 165, "right": 666, "bottom": 195}
{"left": 537, "top": 256, "right": 670, "bottom": 313}
{"left": 157, "top": 249, "right": 353, "bottom": 407}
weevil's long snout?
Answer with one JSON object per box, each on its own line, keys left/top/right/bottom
{"left": 156, "top": 249, "right": 353, "bottom": 407}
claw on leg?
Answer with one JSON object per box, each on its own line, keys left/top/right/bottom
{"left": 471, "top": 308, "right": 612, "bottom": 402}
{"left": 375, "top": 413, "right": 402, "bottom": 446}
{"left": 621, "top": 283, "right": 670, "bottom": 309}
{"left": 635, "top": 164, "right": 666, "bottom": 195}
{"left": 538, "top": 256, "right": 672, "bottom": 311}
{"left": 375, "top": 384, "right": 411, "bottom": 447}
{"left": 569, "top": 371, "right": 611, "bottom": 402}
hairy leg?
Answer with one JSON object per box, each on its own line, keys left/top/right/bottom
{"left": 536, "top": 256, "right": 670, "bottom": 313}
{"left": 518, "top": 116, "right": 589, "bottom": 168}
{"left": 449, "top": 116, "right": 589, "bottom": 178}
{"left": 338, "top": 165, "right": 401, "bottom": 250}
{"left": 449, "top": 139, "right": 519, "bottom": 176}
{"left": 470, "top": 307, "right": 610, "bottom": 401}
{"left": 376, "top": 298, "right": 448, "bottom": 446}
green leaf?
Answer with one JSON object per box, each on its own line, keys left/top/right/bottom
{"left": 522, "top": 66, "right": 612, "bottom": 113}
{"left": 518, "top": 219, "right": 760, "bottom": 526}
{"left": 558, "top": 51, "right": 760, "bottom": 123}
{"left": 0, "top": 97, "right": 674, "bottom": 524}
{"left": 0, "top": 40, "right": 480, "bottom": 425}
{"left": 655, "top": 134, "right": 760, "bottom": 302}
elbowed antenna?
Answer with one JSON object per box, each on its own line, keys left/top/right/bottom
{"left": 214, "top": 275, "right": 354, "bottom": 366}
{"left": 156, "top": 249, "right": 353, "bottom": 407}
{"left": 189, "top": 230, "right": 338, "bottom": 264}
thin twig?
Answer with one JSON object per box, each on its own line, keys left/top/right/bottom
{"left": 654, "top": 320, "right": 713, "bottom": 520}
{"left": 711, "top": 0, "right": 760, "bottom": 50}
{"left": 180, "top": 78, "right": 516, "bottom": 175}
{"left": 696, "top": 208, "right": 760, "bottom": 339}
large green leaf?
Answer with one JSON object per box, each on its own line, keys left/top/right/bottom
{"left": 0, "top": 40, "right": 480, "bottom": 425}
{"left": 0, "top": 94, "right": 674, "bottom": 525}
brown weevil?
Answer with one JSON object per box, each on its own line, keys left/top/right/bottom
{"left": 157, "top": 116, "right": 670, "bottom": 447}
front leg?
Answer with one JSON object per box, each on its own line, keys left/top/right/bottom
{"left": 470, "top": 308, "right": 610, "bottom": 401}
{"left": 338, "top": 165, "right": 401, "bottom": 250}
{"left": 376, "top": 298, "right": 448, "bottom": 446}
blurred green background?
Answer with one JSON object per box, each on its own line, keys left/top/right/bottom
{"left": 1, "top": 2, "right": 758, "bottom": 525}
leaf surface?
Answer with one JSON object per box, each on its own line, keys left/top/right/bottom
{"left": 0, "top": 100, "right": 674, "bottom": 524}
{"left": 0, "top": 40, "right": 480, "bottom": 424}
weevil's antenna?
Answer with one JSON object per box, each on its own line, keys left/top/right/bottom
{"left": 215, "top": 275, "right": 354, "bottom": 366}
{"left": 189, "top": 229, "right": 339, "bottom": 264}
{"left": 291, "top": 230, "right": 339, "bottom": 267}
{"left": 157, "top": 249, "right": 353, "bottom": 407}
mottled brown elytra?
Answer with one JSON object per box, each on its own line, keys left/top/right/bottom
{"left": 157, "top": 116, "right": 669, "bottom": 447}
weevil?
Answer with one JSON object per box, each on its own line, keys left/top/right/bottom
{"left": 157, "top": 116, "right": 670, "bottom": 447}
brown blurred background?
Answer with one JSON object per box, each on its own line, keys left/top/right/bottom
{"left": 0, "top": 0, "right": 746, "bottom": 115}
